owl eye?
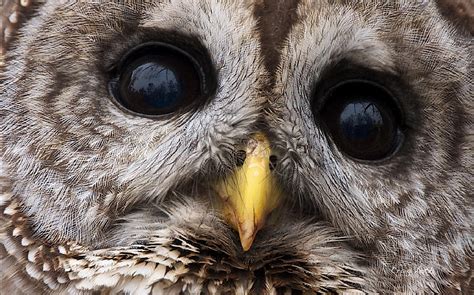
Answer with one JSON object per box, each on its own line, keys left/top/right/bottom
{"left": 318, "top": 80, "right": 404, "bottom": 161}
{"left": 109, "top": 43, "right": 206, "bottom": 116}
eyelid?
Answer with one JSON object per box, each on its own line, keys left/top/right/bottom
{"left": 317, "top": 78, "right": 403, "bottom": 120}
{"left": 310, "top": 62, "right": 407, "bottom": 125}
{"left": 116, "top": 41, "right": 208, "bottom": 91}
{"left": 102, "top": 29, "right": 214, "bottom": 75}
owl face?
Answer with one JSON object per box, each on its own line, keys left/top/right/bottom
{"left": 0, "top": 0, "right": 472, "bottom": 293}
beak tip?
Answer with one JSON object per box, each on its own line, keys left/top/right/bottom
{"left": 240, "top": 237, "right": 254, "bottom": 252}
{"left": 238, "top": 226, "right": 257, "bottom": 252}
{"left": 242, "top": 244, "right": 252, "bottom": 252}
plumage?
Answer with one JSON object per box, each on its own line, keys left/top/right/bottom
{"left": 0, "top": 0, "right": 472, "bottom": 294}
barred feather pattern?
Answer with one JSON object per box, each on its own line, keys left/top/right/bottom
{"left": 1, "top": 188, "right": 369, "bottom": 294}
{"left": 1, "top": 0, "right": 473, "bottom": 294}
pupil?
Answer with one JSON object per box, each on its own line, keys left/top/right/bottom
{"left": 340, "top": 101, "right": 384, "bottom": 145}
{"left": 127, "top": 61, "right": 183, "bottom": 109}
{"left": 116, "top": 47, "right": 202, "bottom": 116}
{"left": 110, "top": 43, "right": 209, "bottom": 117}
{"left": 317, "top": 80, "right": 402, "bottom": 161}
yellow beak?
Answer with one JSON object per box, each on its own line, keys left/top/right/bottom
{"left": 215, "top": 133, "right": 281, "bottom": 251}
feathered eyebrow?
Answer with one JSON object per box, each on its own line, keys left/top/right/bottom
{"left": 104, "top": 27, "right": 213, "bottom": 71}
{"left": 338, "top": 29, "right": 397, "bottom": 75}
{"left": 317, "top": 27, "right": 398, "bottom": 79}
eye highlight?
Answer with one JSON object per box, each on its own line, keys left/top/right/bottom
{"left": 317, "top": 80, "right": 404, "bottom": 161}
{"left": 109, "top": 42, "right": 208, "bottom": 117}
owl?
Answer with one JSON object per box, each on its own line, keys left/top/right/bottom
{"left": 0, "top": 0, "right": 472, "bottom": 294}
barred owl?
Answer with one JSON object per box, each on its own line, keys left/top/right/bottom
{"left": 0, "top": 0, "right": 472, "bottom": 294}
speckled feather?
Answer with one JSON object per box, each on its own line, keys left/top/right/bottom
{"left": 0, "top": 0, "right": 472, "bottom": 294}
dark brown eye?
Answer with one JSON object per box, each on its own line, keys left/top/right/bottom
{"left": 109, "top": 43, "right": 206, "bottom": 116}
{"left": 318, "top": 80, "right": 403, "bottom": 161}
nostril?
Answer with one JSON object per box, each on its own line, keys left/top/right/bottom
{"left": 236, "top": 149, "right": 246, "bottom": 167}
{"left": 269, "top": 155, "right": 278, "bottom": 170}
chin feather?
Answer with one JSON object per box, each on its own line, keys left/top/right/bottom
{"left": 1, "top": 195, "right": 370, "bottom": 294}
